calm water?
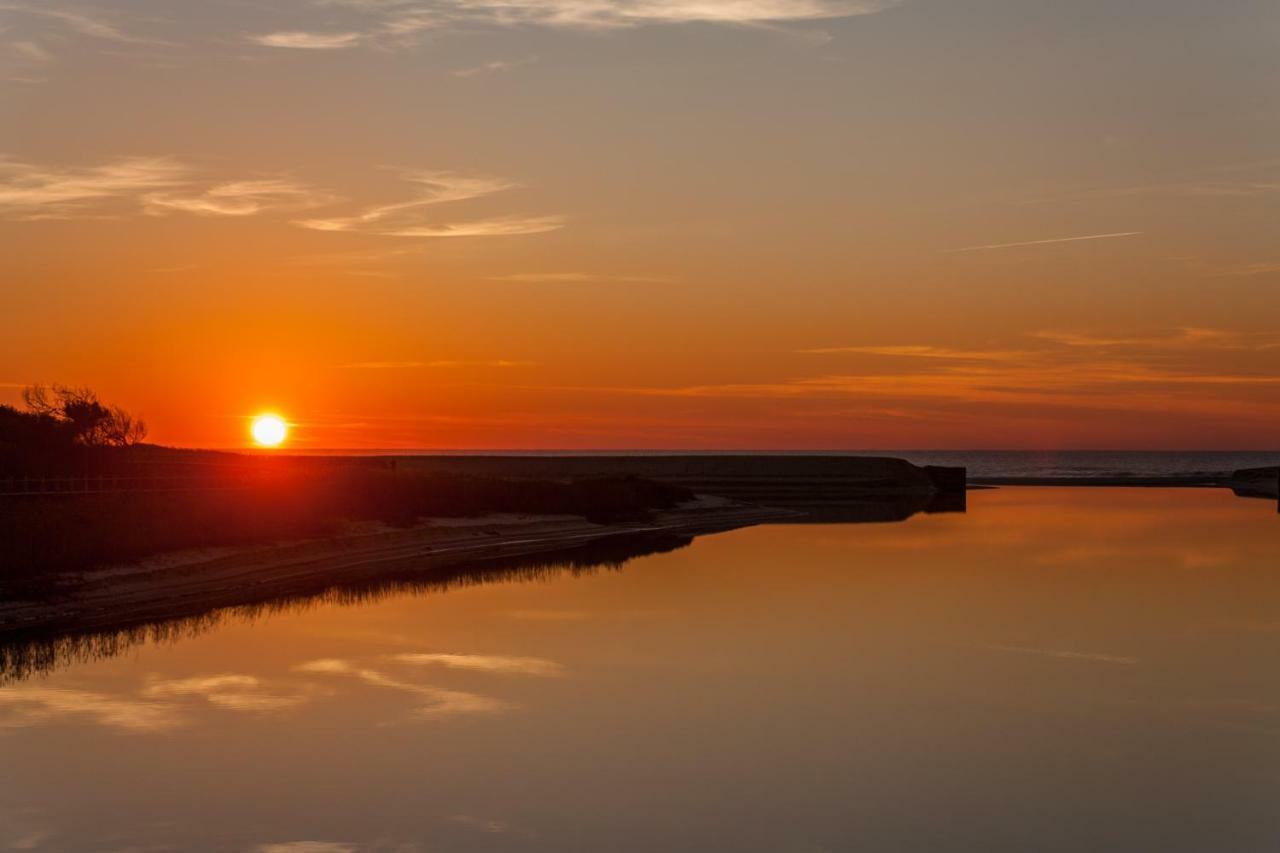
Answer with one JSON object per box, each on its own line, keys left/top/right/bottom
{"left": 3, "top": 488, "right": 1280, "bottom": 852}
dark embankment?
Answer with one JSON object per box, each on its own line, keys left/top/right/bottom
{"left": 0, "top": 500, "right": 792, "bottom": 645}
{"left": 392, "top": 454, "right": 966, "bottom": 505}
{"left": 0, "top": 467, "right": 693, "bottom": 594}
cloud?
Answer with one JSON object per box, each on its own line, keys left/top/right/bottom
{"left": 798, "top": 344, "right": 1027, "bottom": 360}
{"left": 0, "top": 4, "right": 138, "bottom": 42}
{"left": 392, "top": 653, "right": 565, "bottom": 677}
{"left": 255, "top": 844, "right": 356, "bottom": 853}
{"left": 0, "top": 156, "right": 188, "bottom": 219}
{"left": 301, "top": 171, "right": 515, "bottom": 226}
{"left": 542, "top": 326, "right": 1280, "bottom": 423}
{"left": 0, "top": 158, "right": 331, "bottom": 222}
{"left": 1219, "top": 262, "right": 1280, "bottom": 277}
{"left": 7, "top": 829, "right": 52, "bottom": 850}
{"left": 1033, "top": 327, "right": 1280, "bottom": 351}
{"left": 9, "top": 41, "right": 51, "bottom": 63}
{"left": 341, "top": 359, "right": 533, "bottom": 368}
{"left": 249, "top": 31, "right": 365, "bottom": 49}
{"left": 0, "top": 159, "right": 560, "bottom": 237}
{"left": 447, "top": 814, "right": 509, "bottom": 834}
{"left": 485, "top": 0, "right": 900, "bottom": 27}
{"left": 370, "top": 215, "right": 564, "bottom": 238}
{"left": 143, "top": 179, "right": 333, "bottom": 217}
{"left": 452, "top": 56, "right": 537, "bottom": 77}
{"left": 982, "top": 644, "right": 1138, "bottom": 665}
{"left": 487, "top": 271, "right": 675, "bottom": 283}
{"left": 250, "top": 0, "right": 902, "bottom": 47}
{"left": 949, "top": 231, "right": 1143, "bottom": 253}
{"left": 0, "top": 686, "right": 179, "bottom": 732}
{"left": 295, "top": 171, "right": 562, "bottom": 238}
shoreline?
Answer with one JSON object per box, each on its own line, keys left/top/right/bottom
{"left": 0, "top": 498, "right": 796, "bottom": 639}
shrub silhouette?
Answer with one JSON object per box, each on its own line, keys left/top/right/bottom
{"left": 20, "top": 384, "right": 147, "bottom": 448}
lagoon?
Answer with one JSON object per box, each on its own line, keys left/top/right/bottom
{"left": 2, "top": 488, "right": 1279, "bottom": 852}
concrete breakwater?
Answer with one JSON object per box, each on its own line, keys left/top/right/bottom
{"left": 393, "top": 455, "right": 967, "bottom": 506}
{"left": 1231, "top": 467, "right": 1279, "bottom": 499}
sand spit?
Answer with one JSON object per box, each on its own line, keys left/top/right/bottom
{"left": 0, "top": 498, "right": 795, "bottom": 637}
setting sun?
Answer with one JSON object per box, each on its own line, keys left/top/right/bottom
{"left": 250, "top": 414, "right": 289, "bottom": 447}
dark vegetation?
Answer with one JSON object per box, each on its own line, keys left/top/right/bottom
{"left": 1, "top": 463, "right": 693, "bottom": 592}
{"left": 1, "top": 384, "right": 147, "bottom": 475}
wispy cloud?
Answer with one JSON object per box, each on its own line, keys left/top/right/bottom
{"left": 1215, "top": 262, "right": 1280, "bottom": 278}
{"left": 256, "top": 843, "right": 357, "bottom": 853}
{"left": 392, "top": 653, "right": 565, "bottom": 676}
{"left": 341, "top": 359, "right": 533, "bottom": 368}
{"left": 143, "top": 179, "right": 333, "bottom": 217}
{"left": 1033, "top": 327, "right": 1280, "bottom": 351}
{"left": 545, "top": 326, "right": 1280, "bottom": 423}
{"left": 0, "top": 156, "right": 188, "bottom": 219}
{"left": 447, "top": 814, "right": 509, "bottom": 834}
{"left": 488, "top": 271, "right": 675, "bottom": 283}
{"left": 798, "top": 344, "right": 1026, "bottom": 360}
{"left": 0, "top": 4, "right": 139, "bottom": 42}
{"left": 250, "top": 0, "right": 902, "bottom": 48}
{"left": 248, "top": 31, "right": 365, "bottom": 49}
{"left": 452, "top": 56, "right": 537, "bottom": 77}
{"left": 296, "top": 171, "right": 562, "bottom": 238}
{"left": 0, "top": 159, "right": 560, "bottom": 239}
{"left": 949, "top": 231, "right": 1143, "bottom": 253}
{"left": 0, "top": 157, "right": 335, "bottom": 222}
{"left": 9, "top": 41, "right": 51, "bottom": 63}
{"left": 983, "top": 644, "right": 1138, "bottom": 665}
{"left": 368, "top": 215, "right": 564, "bottom": 238}
{"left": 1028, "top": 167, "right": 1280, "bottom": 206}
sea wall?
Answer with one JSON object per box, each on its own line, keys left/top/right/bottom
{"left": 1230, "top": 467, "right": 1279, "bottom": 499}
{"left": 395, "top": 455, "right": 966, "bottom": 505}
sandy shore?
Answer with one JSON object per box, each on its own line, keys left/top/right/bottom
{"left": 0, "top": 498, "right": 795, "bottom": 638}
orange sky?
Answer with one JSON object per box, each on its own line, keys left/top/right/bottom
{"left": 2, "top": 0, "right": 1279, "bottom": 449}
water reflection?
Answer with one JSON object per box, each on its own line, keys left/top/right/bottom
{"left": 4, "top": 488, "right": 1280, "bottom": 853}
{"left": 0, "top": 530, "right": 695, "bottom": 683}
{"left": 0, "top": 493, "right": 962, "bottom": 683}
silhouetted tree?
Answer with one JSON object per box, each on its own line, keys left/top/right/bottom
{"left": 21, "top": 384, "right": 147, "bottom": 447}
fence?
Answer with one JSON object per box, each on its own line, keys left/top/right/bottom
{"left": 0, "top": 474, "right": 265, "bottom": 496}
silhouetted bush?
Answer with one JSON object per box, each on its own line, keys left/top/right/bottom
{"left": 0, "top": 385, "right": 147, "bottom": 476}
{"left": 22, "top": 385, "right": 147, "bottom": 448}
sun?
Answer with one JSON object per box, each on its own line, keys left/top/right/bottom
{"left": 250, "top": 414, "right": 289, "bottom": 447}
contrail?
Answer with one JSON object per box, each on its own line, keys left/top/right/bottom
{"left": 950, "top": 231, "right": 1143, "bottom": 253}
